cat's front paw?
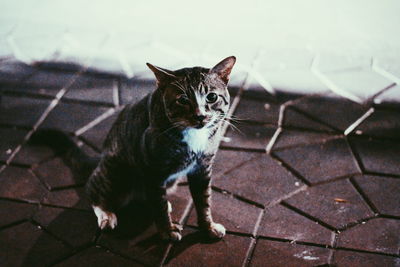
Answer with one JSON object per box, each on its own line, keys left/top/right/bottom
{"left": 159, "top": 223, "right": 183, "bottom": 242}
{"left": 205, "top": 222, "right": 226, "bottom": 239}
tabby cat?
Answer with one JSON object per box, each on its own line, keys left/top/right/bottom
{"left": 35, "top": 56, "right": 236, "bottom": 241}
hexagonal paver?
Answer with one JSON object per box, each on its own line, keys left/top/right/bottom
{"left": 40, "top": 101, "right": 110, "bottom": 133}
{"left": 11, "top": 142, "right": 54, "bottom": 166}
{"left": 0, "top": 200, "right": 37, "bottom": 228}
{"left": 0, "top": 166, "right": 45, "bottom": 202}
{"left": 0, "top": 127, "right": 28, "bottom": 161}
{"left": 214, "top": 154, "right": 304, "bottom": 206}
{"left": 212, "top": 149, "right": 261, "bottom": 179}
{"left": 0, "top": 222, "right": 71, "bottom": 267}
{"left": 0, "top": 95, "right": 50, "bottom": 128}
{"left": 337, "top": 218, "right": 400, "bottom": 254}
{"left": 374, "top": 85, "right": 400, "bottom": 107}
{"left": 187, "top": 190, "right": 262, "bottom": 234}
{"left": 249, "top": 239, "right": 331, "bottom": 267}
{"left": 282, "top": 107, "right": 336, "bottom": 132}
{"left": 55, "top": 247, "right": 144, "bottom": 267}
{"left": 274, "top": 138, "right": 359, "bottom": 184}
{"left": 354, "top": 175, "right": 400, "bottom": 216}
{"left": 221, "top": 123, "right": 276, "bottom": 151}
{"left": 33, "top": 206, "right": 97, "bottom": 248}
{"left": 22, "top": 69, "right": 78, "bottom": 92}
{"left": 350, "top": 137, "right": 400, "bottom": 176}
{"left": 285, "top": 179, "right": 374, "bottom": 229}
{"left": 165, "top": 228, "right": 252, "bottom": 267}
{"left": 258, "top": 204, "right": 333, "bottom": 245}
{"left": 333, "top": 250, "right": 400, "bottom": 266}
{"left": 272, "top": 129, "right": 337, "bottom": 151}
{"left": 355, "top": 109, "right": 400, "bottom": 140}
{"left": 0, "top": 61, "right": 36, "bottom": 85}
{"left": 41, "top": 186, "right": 91, "bottom": 211}
{"left": 289, "top": 93, "right": 369, "bottom": 131}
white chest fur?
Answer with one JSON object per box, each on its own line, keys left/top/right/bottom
{"left": 182, "top": 127, "right": 209, "bottom": 154}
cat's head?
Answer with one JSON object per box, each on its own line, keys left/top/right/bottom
{"left": 147, "top": 56, "right": 236, "bottom": 130}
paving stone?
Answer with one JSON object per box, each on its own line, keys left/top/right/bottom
{"left": 333, "top": 249, "right": 400, "bottom": 266}
{"left": 0, "top": 166, "right": 45, "bottom": 202}
{"left": 354, "top": 175, "right": 400, "bottom": 216}
{"left": 249, "top": 239, "right": 330, "bottom": 267}
{"left": 214, "top": 154, "right": 304, "bottom": 206}
{"left": 0, "top": 200, "right": 37, "bottom": 228}
{"left": 221, "top": 123, "right": 276, "bottom": 150}
{"left": 350, "top": 137, "right": 400, "bottom": 175}
{"left": 168, "top": 185, "right": 192, "bottom": 223}
{"left": 40, "top": 101, "right": 110, "bottom": 133}
{"left": 41, "top": 186, "right": 91, "bottom": 211}
{"left": 274, "top": 138, "right": 359, "bottom": 184}
{"left": 285, "top": 179, "right": 374, "bottom": 229}
{"left": 374, "top": 85, "right": 400, "bottom": 107}
{"left": 33, "top": 206, "right": 97, "bottom": 248}
{"left": 55, "top": 246, "right": 143, "bottom": 267}
{"left": 63, "top": 75, "right": 116, "bottom": 105}
{"left": 258, "top": 204, "right": 333, "bottom": 245}
{"left": 165, "top": 228, "right": 252, "bottom": 267}
{"left": 0, "top": 127, "right": 28, "bottom": 161}
{"left": 23, "top": 69, "right": 78, "bottom": 91}
{"left": 187, "top": 190, "right": 262, "bottom": 234}
{"left": 337, "top": 218, "right": 400, "bottom": 254}
{"left": 233, "top": 90, "right": 280, "bottom": 124}
{"left": 80, "top": 111, "right": 119, "bottom": 150}
{"left": 11, "top": 142, "right": 54, "bottom": 166}
{"left": 355, "top": 109, "right": 400, "bottom": 140}
{"left": 290, "top": 93, "right": 369, "bottom": 131}
{"left": 33, "top": 157, "right": 85, "bottom": 189}
{"left": 120, "top": 78, "right": 153, "bottom": 105}
{"left": 0, "top": 95, "right": 50, "bottom": 127}
{"left": 324, "top": 69, "right": 393, "bottom": 102}
{"left": 282, "top": 107, "right": 336, "bottom": 132}
{"left": 272, "top": 129, "right": 337, "bottom": 151}
{"left": 0, "top": 61, "right": 36, "bottom": 85}
{"left": 0, "top": 222, "right": 71, "bottom": 267}
{"left": 212, "top": 149, "right": 261, "bottom": 179}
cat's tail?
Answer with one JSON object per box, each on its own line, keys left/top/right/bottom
{"left": 29, "top": 129, "right": 99, "bottom": 178}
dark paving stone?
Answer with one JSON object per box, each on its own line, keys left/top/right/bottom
{"left": 11, "top": 142, "right": 54, "bottom": 166}
{"left": 212, "top": 149, "right": 260, "bottom": 179}
{"left": 282, "top": 107, "right": 336, "bottom": 132}
{"left": 55, "top": 246, "right": 143, "bottom": 267}
{"left": 233, "top": 91, "right": 280, "bottom": 124}
{"left": 354, "top": 175, "right": 400, "bottom": 216}
{"left": 274, "top": 138, "right": 359, "bottom": 184}
{"left": 80, "top": 111, "right": 119, "bottom": 150}
{"left": 272, "top": 129, "right": 338, "bottom": 151}
{"left": 221, "top": 123, "right": 276, "bottom": 150}
{"left": 0, "top": 200, "right": 37, "bottom": 228}
{"left": 259, "top": 204, "right": 333, "bottom": 245}
{"left": 337, "top": 218, "right": 400, "bottom": 254}
{"left": 33, "top": 157, "right": 85, "bottom": 189}
{"left": 355, "top": 109, "right": 400, "bottom": 140}
{"left": 165, "top": 228, "right": 252, "bottom": 267}
{"left": 0, "top": 95, "right": 50, "bottom": 127}
{"left": 187, "top": 190, "right": 262, "bottom": 234}
{"left": 33, "top": 206, "right": 97, "bottom": 248}
{"left": 168, "top": 185, "right": 192, "bottom": 223}
{"left": 0, "top": 61, "right": 36, "bottom": 85}
{"left": 249, "top": 239, "right": 330, "bottom": 267}
{"left": 0, "top": 166, "right": 45, "bottom": 202}
{"left": 120, "top": 79, "right": 152, "bottom": 105}
{"left": 40, "top": 101, "right": 110, "bottom": 133}
{"left": 0, "top": 222, "right": 71, "bottom": 267}
{"left": 285, "top": 179, "right": 374, "bottom": 229}
{"left": 350, "top": 137, "right": 400, "bottom": 175}
{"left": 41, "top": 186, "right": 91, "bottom": 211}
{"left": 63, "top": 75, "right": 116, "bottom": 105}
{"left": 290, "top": 93, "right": 369, "bottom": 131}
{"left": 333, "top": 249, "right": 400, "bottom": 266}
{"left": 0, "top": 127, "right": 28, "bottom": 161}
{"left": 214, "top": 154, "right": 304, "bottom": 206}
{"left": 23, "top": 69, "right": 78, "bottom": 91}
{"left": 374, "top": 84, "right": 400, "bottom": 108}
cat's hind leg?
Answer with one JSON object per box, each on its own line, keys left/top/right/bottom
{"left": 93, "top": 205, "right": 118, "bottom": 230}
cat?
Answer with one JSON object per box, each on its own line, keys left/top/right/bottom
{"left": 33, "top": 56, "right": 236, "bottom": 241}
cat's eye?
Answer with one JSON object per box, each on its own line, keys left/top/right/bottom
{"left": 206, "top": 93, "right": 218, "bottom": 103}
{"left": 176, "top": 95, "right": 190, "bottom": 105}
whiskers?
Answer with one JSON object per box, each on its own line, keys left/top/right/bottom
{"left": 215, "top": 113, "right": 244, "bottom": 135}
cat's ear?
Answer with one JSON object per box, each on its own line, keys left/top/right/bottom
{"left": 209, "top": 56, "right": 236, "bottom": 84}
{"left": 146, "top": 63, "right": 176, "bottom": 85}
